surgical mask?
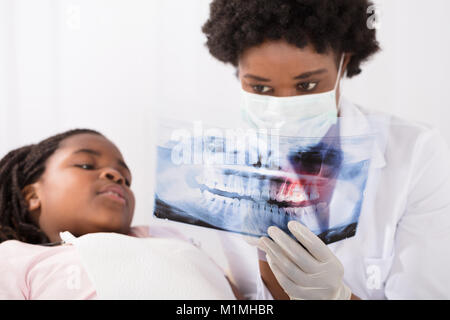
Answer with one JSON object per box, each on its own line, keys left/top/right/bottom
{"left": 241, "top": 54, "right": 345, "bottom": 138}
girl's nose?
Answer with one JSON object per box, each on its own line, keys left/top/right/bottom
{"left": 100, "top": 168, "right": 125, "bottom": 185}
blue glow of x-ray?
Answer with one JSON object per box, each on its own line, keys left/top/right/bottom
{"left": 153, "top": 123, "right": 375, "bottom": 245}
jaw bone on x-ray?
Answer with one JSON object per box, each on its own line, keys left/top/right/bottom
{"left": 153, "top": 120, "right": 377, "bottom": 245}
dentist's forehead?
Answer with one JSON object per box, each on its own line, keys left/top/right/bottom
{"left": 239, "top": 40, "right": 334, "bottom": 73}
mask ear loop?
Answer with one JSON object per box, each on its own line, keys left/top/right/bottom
{"left": 335, "top": 54, "right": 346, "bottom": 115}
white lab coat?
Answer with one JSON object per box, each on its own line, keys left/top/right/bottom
{"left": 330, "top": 97, "right": 450, "bottom": 299}
{"left": 152, "top": 96, "right": 450, "bottom": 300}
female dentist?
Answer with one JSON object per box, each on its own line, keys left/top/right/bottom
{"left": 202, "top": 0, "right": 450, "bottom": 299}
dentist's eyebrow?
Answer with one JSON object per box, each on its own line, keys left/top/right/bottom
{"left": 293, "top": 68, "right": 328, "bottom": 80}
{"left": 72, "top": 149, "right": 130, "bottom": 172}
{"left": 243, "top": 74, "right": 271, "bottom": 82}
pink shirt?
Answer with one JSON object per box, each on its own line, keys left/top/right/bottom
{"left": 0, "top": 226, "right": 192, "bottom": 300}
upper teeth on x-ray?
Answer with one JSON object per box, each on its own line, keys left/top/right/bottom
{"left": 153, "top": 121, "right": 375, "bottom": 244}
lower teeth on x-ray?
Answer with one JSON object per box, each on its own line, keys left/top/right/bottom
{"left": 153, "top": 121, "right": 375, "bottom": 245}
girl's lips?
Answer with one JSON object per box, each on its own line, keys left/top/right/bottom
{"left": 97, "top": 184, "right": 127, "bottom": 205}
{"left": 98, "top": 191, "right": 126, "bottom": 205}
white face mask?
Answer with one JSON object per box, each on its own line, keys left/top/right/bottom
{"left": 241, "top": 54, "right": 345, "bottom": 138}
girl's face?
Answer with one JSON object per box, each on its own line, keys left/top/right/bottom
{"left": 238, "top": 40, "right": 349, "bottom": 101}
{"left": 26, "top": 133, "right": 135, "bottom": 242}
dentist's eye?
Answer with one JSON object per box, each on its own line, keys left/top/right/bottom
{"left": 76, "top": 164, "right": 95, "bottom": 170}
{"left": 297, "top": 82, "right": 318, "bottom": 92}
{"left": 252, "top": 85, "right": 273, "bottom": 94}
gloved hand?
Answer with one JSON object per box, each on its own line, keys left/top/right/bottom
{"left": 258, "top": 220, "right": 352, "bottom": 300}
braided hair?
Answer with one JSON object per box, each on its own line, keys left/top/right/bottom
{"left": 0, "top": 129, "right": 102, "bottom": 244}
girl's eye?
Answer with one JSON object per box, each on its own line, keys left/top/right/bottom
{"left": 125, "top": 179, "right": 131, "bottom": 187}
{"left": 297, "top": 82, "right": 318, "bottom": 92}
{"left": 252, "top": 85, "right": 273, "bottom": 94}
{"left": 76, "top": 164, "right": 95, "bottom": 170}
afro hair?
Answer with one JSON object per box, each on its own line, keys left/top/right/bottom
{"left": 202, "top": 0, "right": 380, "bottom": 78}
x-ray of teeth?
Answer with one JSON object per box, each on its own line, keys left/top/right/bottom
{"left": 153, "top": 120, "right": 378, "bottom": 244}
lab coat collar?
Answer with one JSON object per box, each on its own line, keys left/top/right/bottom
{"left": 338, "top": 96, "right": 387, "bottom": 169}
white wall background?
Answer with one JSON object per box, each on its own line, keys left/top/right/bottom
{"left": 1, "top": 0, "right": 450, "bottom": 231}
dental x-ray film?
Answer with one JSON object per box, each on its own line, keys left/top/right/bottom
{"left": 153, "top": 120, "right": 378, "bottom": 244}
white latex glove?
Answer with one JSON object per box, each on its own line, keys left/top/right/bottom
{"left": 258, "top": 221, "right": 352, "bottom": 300}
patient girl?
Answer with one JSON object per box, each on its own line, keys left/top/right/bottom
{"left": 0, "top": 129, "right": 237, "bottom": 299}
